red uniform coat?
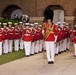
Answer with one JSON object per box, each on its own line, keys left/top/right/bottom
{"left": 73, "top": 30, "right": 76, "bottom": 44}
{"left": 18, "top": 26, "right": 23, "bottom": 38}
{"left": 22, "top": 28, "right": 32, "bottom": 41}
{"left": 3, "top": 28, "right": 9, "bottom": 40}
{"left": 56, "top": 29, "right": 60, "bottom": 42}
{"left": 62, "top": 28, "right": 66, "bottom": 40}
{"left": 13, "top": 27, "right": 21, "bottom": 39}
{"left": 0, "top": 28, "right": 4, "bottom": 42}
{"left": 66, "top": 28, "right": 70, "bottom": 38}
{"left": 44, "top": 23, "right": 57, "bottom": 41}
{"left": 39, "top": 28, "right": 43, "bottom": 40}
{"left": 8, "top": 27, "right": 14, "bottom": 40}
{"left": 35, "top": 28, "right": 40, "bottom": 40}
{"left": 31, "top": 28, "right": 36, "bottom": 42}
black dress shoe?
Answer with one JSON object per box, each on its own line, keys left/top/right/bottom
{"left": 59, "top": 52, "right": 61, "bottom": 54}
{"left": 30, "top": 54, "right": 34, "bottom": 56}
{"left": 61, "top": 51, "right": 64, "bottom": 53}
{"left": 48, "top": 61, "right": 51, "bottom": 64}
{"left": 75, "top": 55, "right": 76, "bottom": 57}
{"left": 66, "top": 48, "right": 69, "bottom": 51}
{"left": 55, "top": 54, "right": 58, "bottom": 56}
{"left": 39, "top": 51, "right": 42, "bottom": 53}
{"left": 26, "top": 55, "right": 29, "bottom": 57}
{"left": 64, "top": 50, "right": 67, "bottom": 52}
{"left": 35, "top": 52, "right": 38, "bottom": 54}
{"left": 51, "top": 61, "right": 54, "bottom": 64}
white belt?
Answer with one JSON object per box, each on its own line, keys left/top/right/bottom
{"left": 5, "top": 34, "right": 7, "bottom": 35}
{"left": 16, "top": 33, "right": 19, "bottom": 34}
{"left": 37, "top": 34, "right": 39, "bottom": 35}
{"left": 24, "top": 34, "right": 30, "bottom": 36}
{"left": 10, "top": 33, "right": 13, "bottom": 34}
{"left": 0, "top": 34, "right": 2, "bottom": 36}
{"left": 32, "top": 35, "right": 34, "bottom": 36}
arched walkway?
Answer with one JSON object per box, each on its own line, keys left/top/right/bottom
{"left": 44, "top": 5, "right": 65, "bottom": 24}
{"left": 2, "top": 5, "right": 23, "bottom": 19}
{"left": 73, "top": 9, "right": 76, "bottom": 27}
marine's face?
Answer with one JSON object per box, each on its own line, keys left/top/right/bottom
{"left": 20, "top": 24, "right": 22, "bottom": 27}
{"left": 15, "top": 25, "right": 18, "bottom": 28}
{"left": 9, "top": 24, "right": 12, "bottom": 28}
{"left": 47, "top": 19, "right": 52, "bottom": 24}
{"left": 35, "top": 25, "right": 38, "bottom": 28}
{"left": 47, "top": 19, "right": 51, "bottom": 22}
{"left": 26, "top": 26, "right": 30, "bottom": 29}
{"left": 4, "top": 26, "right": 7, "bottom": 28}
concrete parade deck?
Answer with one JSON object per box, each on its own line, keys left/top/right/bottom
{"left": 0, "top": 44, "right": 76, "bottom": 75}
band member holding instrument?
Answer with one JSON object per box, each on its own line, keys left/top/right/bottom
{"left": 3, "top": 23, "right": 9, "bottom": 54}
{"left": 13, "top": 23, "right": 21, "bottom": 51}
{"left": 22, "top": 23, "right": 32, "bottom": 57}
{"left": 73, "top": 25, "right": 76, "bottom": 57}
{"left": 8, "top": 22, "right": 14, "bottom": 52}
{"left": 0, "top": 23, "right": 4, "bottom": 55}
{"left": 44, "top": 9, "right": 57, "bottom": 64}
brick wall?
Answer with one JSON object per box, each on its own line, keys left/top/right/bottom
{"left": 0, "top": 0, "right": 76, "bottom": 27}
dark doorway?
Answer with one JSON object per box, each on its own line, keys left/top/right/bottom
{"left": 2, "top": 5, "right": 23, "bottom": 19}
{"left": 44, "top": 5, "right": 65, "bottom": 24}
{"left": 74, "top": 9, "right": 76, "bottom": 27}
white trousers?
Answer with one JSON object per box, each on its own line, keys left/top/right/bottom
{"left": 14, "top": 40, "right": 19, "bottom": 51}
{"left": 8, "top": 40, "right": 13, "bottom": 52}
{"left": 24, "top": 41, "right": 31, "bottom": 56}
{"left": 0, "top": 42, "right": 2, "bottom": 55}
{"left": 62, "top": 40, "right": 64, "bottom": 51}
{"left": 35, "top": 40, "right": 39, "bottom": 53}
{"left": 67, "top": 38, "right": 70, "bottom": 49}
{"left": 43, "top": 41, "right": 46, "bottom": 51}
{"left": 63, "top": 39, "right": 66, "bottom": 51}
{"left": 55, "top": 43, "right": 59, "bottom": 54}
{"left": 65, "top": 38, "right": 67, "bottom": 50}
{"left": 20, "top": 38, "right": 24, "bottom": 50}
{"left": 74, "top": 44, "right": 76, "bottom": 55}
{"left": 31, "top": 42, "right": 35, "bottom": 54}
{"left": 45, "top": 41, "right": 55, "bottom": 62}
{"left": 3, "top": 40, "right": 8, "bottom": 54}
{"left": 59, "top": 41, "right": 62, "bottom": 52}
{"left": 60, "top": 41, "right": 63, "bottom": 52}
{"left": 39, "top": 40, "right": 43, "bottom": 52}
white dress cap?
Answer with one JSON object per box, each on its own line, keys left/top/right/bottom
{"left": 66, "top": 23, "right": 69, "bottom": 25}
{"left": 55, "top": 24, "right": 58, "bottom": 26}
{"left": 75, "top": 25, "right": 76, "bottom": 27}
{"left": 8, "top": 22, "right": 12, "bottom": 25}
{"left": 19, "top": 21, "right": 23, "bottom": 24}
{"left": 25, "top": 23, "right": 30, "bottom": 26}
{"left": 0, "top": 23, "right": 2, "bottom": 25}
{"left": 63, "top": 22, "right": 66, "bottom": 24}
{"left": 30, "top": 24, "right": 34, "bottom": 26}
{"left": 14, "top": 23, "right": 18, "bottom": 25}
{"left": 38, "top": 25, "right": 42, "bottom": 27}
{"left": 34, "top": 23, "right": 39, "bottom": 25}
{"left": 3, "top": 23, "right": 7, "bottom": 26}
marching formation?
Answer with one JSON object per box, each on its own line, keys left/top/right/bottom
{"left": 0, "top": 21, "right": 71, "bottom": 58}
{"left": 0, "top": 22, "right": 43, "bottom": 57}
{"left": 0, "top": 9, "right": 75, "bottom": 64}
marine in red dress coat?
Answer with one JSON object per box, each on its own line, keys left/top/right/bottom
{"left": 13, "top": 25, "right": 21, "bottom": 40}
{"left": 22, "top": 28, "right": 32, "bottom": 41}
{"left": 0, "top": 28, "right": 4, "bottom": 42}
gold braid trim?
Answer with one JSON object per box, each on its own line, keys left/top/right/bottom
{"left": 44, "top": 24, "right": 54, "bottom": 40}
